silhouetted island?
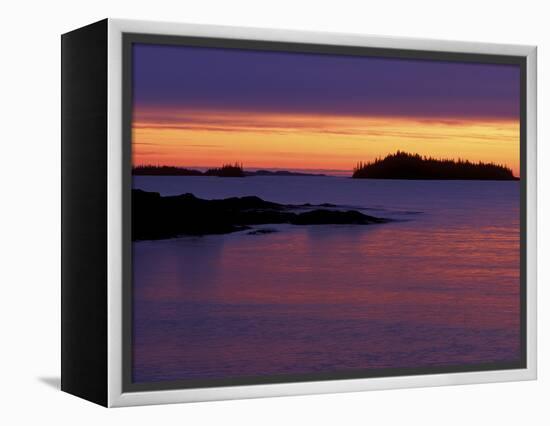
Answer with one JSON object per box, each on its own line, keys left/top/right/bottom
{"left": 133, "top": 163, "right": 245, "bottom": 177}
{"left": 352, "top": 151, "right": 518, "bottom": 180}
{"left": 132, "top": 164, "right": 325, "bottom": 177}
{"left": 204, "top": 163, "right": 245, "bottom": 177}
{"left": 245, "top": 170, "right": 326, "bottom": 177}
{"left": 132, "top": 165, "right": 203, "bottom": 176}
{"left": 132, "top": 189, "right": 390, "bottom": 240}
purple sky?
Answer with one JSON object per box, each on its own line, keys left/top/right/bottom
{"left": 133, "top": 43, "right": 520, "bottom": 119}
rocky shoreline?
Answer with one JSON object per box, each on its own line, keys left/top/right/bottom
{"left": 132, "top": 189, "right": 390, "bottom": 240}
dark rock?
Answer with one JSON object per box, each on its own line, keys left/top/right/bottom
{"left": 132, "top": 189, "right": 390, "bottom": 241}
{"left": 247, "top": 228, "right": 279, "bottom": 235}
{"left": 291, "top": 209, "right": 388, "bottom": 225}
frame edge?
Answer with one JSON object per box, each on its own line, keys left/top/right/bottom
{"left": 61, "top": 18, "right": 109, "bottom": 407}
{"left": 106, "top": 18, "right": 538, "bottom": 407}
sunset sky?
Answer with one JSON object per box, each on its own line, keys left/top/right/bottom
{"left": 132, "top": 43, "right": 521, "bottom": 176}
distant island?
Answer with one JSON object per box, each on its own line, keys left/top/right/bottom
{"left": 133, "top": 163, "right": 245, "bottom": 177}
{"left": 352, "top": 151, "right": 518, "bottom": 180}
{"left": 245, "top": 169, "right": 326, "bottom": 177}
{"left": 132, "top": 189, "right": 389, "bottom": 240}
{"left": 133, "top": 164, "right": 326, "bottom": 178}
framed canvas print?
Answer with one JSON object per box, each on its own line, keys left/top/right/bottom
{"left": 61, "top": 18, "right": 537, "bottom": 407}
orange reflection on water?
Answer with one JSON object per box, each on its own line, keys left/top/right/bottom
{"left": 132, "top": 179, "right": 520, "bottom": 382}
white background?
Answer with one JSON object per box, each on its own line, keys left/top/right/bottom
{"left": 0, "top": 0, "right": 547, "bottom": 424}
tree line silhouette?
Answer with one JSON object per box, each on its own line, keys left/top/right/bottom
{"left": 203, "top": 163, "right": 244, "bottom": 177}
{"left": 133, "top": 163, "right": 244, "bottom": 177}
{"left": 133, "top": 153, "right": 518, "bottom": 180}
{"left": 352, "top": 151, "right": 517, "bottom": 180}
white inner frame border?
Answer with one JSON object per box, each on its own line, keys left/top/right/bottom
{"left": 107, "top": 18, "right": 537, "bottom": 407}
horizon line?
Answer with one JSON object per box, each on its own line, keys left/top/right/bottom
{"left": 133, "top": 164, "right": 353, "bottom": 176}
{"left": 132, "top": 166, "right": 519, "bottom": 179}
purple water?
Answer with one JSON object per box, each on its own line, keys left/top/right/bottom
{"left": 132, "top": 176, "right": 521, "bottom": 383}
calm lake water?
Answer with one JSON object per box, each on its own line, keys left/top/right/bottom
{"left": 132, "top": 176, "right": 520, "bottom": 383}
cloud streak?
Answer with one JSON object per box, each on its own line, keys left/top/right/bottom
{"left": 133, "top": 43, "right": 521, "bottom": 119}
{"left": 132, "top": 107, "right": 520, "bottom": 176}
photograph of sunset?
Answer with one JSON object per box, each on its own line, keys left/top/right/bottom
{"left": 130, "top": 41, "right": 522, "bottom": 386}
